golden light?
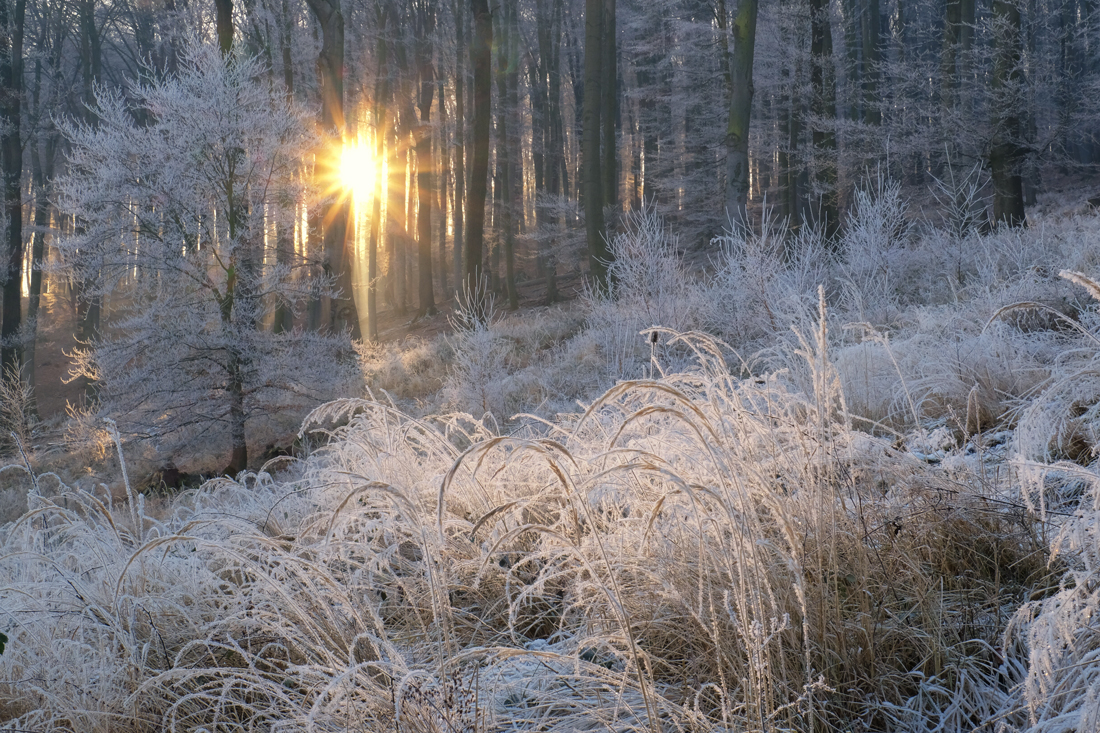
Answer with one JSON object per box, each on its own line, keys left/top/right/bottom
{"left": 339, "top": 137, "right": 376, "bottom": 201}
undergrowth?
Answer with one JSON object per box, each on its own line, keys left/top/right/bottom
{"left": 4, "top": 183, "right": 1100, "bottom": 730}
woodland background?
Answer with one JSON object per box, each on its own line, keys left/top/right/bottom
{"left": 1, "top": 0, "right": 1100, "bottom": 731}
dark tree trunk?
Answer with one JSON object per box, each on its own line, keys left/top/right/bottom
{"left": 601, "top": 0, "right": 617, "bottom": 212}
{"left": 861, "top": 0, "right": 881, "bottom": 125}
{"left": 809, "top": 0, "right": 838, "bottom": 237}
{"left": 273, "top": 0, "right": 295, "bottom": 333}
{"left": 0, "top": 0, "right": 25, "bottom": 375}
{"left": 437, "top": 72, "right": 448, "bottom": 299}
{"left": 215, "top": 0, "right": 233, "bottom": 55}
{"left": 25, "top": 42, "right": 60, "bottom": 411}
{"left": 75, "top": 0, "right": 101, "bottom": 403}
{"left": 547, "top": 0, "right": 567, "bottom": 202}
{"left": 464, "top": 0, "right": 492, "bottom": 320}
{"left": 582, "top": 0, "right": 608, "bottom": 289}
{"left": 496, "top": 0, "right": 519, "bottom": 310}
{"left": 366, "top": 6, "right": 392, "bottom": 341}
{"left": 723, "top": 0, "right": 759, "bottom": 228}
{"left": 990, "top": 0, "right": 1027, "bottom": 226}
{"left": 452, "top": 0, "right": 466, "bottom": 297}
{"left": 415, "top": 1, "right": 437, "bottom": 318}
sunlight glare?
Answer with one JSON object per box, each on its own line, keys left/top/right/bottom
{"left": 340, "top": 138, "right": 375, "bottom": 202}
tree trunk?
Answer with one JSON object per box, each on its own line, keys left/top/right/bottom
{"left": 496, "top": 0, "right": 519, "bottom": 310}
{"left": 464, "top": 0, "right": 492, "bottom": 321}
{"left": 809, "top": 0, "right": 838, "bottom": 237}
{"left": 452, "top": 0, "right": 466, "bottom": 297}
{"left": 547, "top": 0, "right": 567, "bottom": 203}
{"left": 215, "top": 0, "right": 233, "bottom": 55}
{"left": 25, "top": 49, "right": 59, "bottom": 412}
{"left": 861, "top": 0, "right": 881, "bottom": 125}
{"left": 530, "top": 11, "right": 549, "bottom": 273}
{"left": 415, "top": 3, "right": 437, "bottom": 318}
{"left": 601, "top": 0, "right": 617, "bottom": 212}
{"left": 273, "top": 0, "right": 295, "bottom": 333}
{"left": 990, "top": 0, "right": 1027, "bottom": 226}
{"left": 582, "top": 0, "right": 608, "bottom": 289}
{"left": 1, "top": 0, "right": 26, "bottom": 375}
{"left": 723, "top": 0, "right": 758, "bottom": 229}
{"left": 437, "top": 72, "right": 448, "bottom": 299}
{"left": 365, "top": 6, "right": 390, "bottom": 341}
{"left": 305, "top": 0, "right": 360, "bottom": 337}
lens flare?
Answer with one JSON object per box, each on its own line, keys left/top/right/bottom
{"left": 339, "top": 138, "right": 375, "bottom": 201}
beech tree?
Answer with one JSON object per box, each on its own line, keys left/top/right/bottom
{"left": 723, "top": 0, "right": 758, "bottom": 229}
{"left": 56, "top": 47, "right": 356, "bottom": 472}
{"left": 0, "top": 0, "right": 25, "bottom": 375}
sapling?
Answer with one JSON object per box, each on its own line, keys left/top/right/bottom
{"left": 55, "top": 46, "right": 357, "bottom": 473}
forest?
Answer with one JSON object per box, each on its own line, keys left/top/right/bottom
{"left": 1, "top": 0, "right": 1100, "bottom": 730}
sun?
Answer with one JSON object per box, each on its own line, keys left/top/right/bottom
{"left": 339, "top": 138, "right": 376, "bottom": 201}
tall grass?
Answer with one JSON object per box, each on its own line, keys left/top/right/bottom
{"left": 1, "top": 317, "right": 1049, "bottom": 731}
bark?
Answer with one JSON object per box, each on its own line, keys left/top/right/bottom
{"left": 496, "top": 0, "right": 519, "bottom": 310}
{"left": 860, "top": 0, "right": 881, "bottom": 125}
{"left": 723, "top": 0, "right": 759, "bottom": 229}
{"left": 990, "top": 0, "right": 1027, "bottom": 226}
{"left": 809, "top": 0, "right": 838, "bottom": 237}
{"left": 0, "top": 0, "right": 24, "bottom": 375}
{"left": 220, "top": 154, "right": 256, "bottom": 474}
{"left": 843, "top": 0, "right": 859, "bottom": 121}
{"left": 464, "top": 0, "right": 492, "bottom": 321}
{"left": 215, "top": 0, "right": 233, "bottom": 55}
{"left": 415, "top": 1, "right": 437, "bottom": 317}
{"left": 582, "top": 0, "right": 608, "bottom": 289}
{"left": 601, "top": 0, "right": 617, "bottom": 211}
{"left": 547, "top": 0, "right": 567, "bottom": 201}
{"left": 281, "top": 0, "right": 294, "bottom": 95}
{"left": 452, "top": 0, "right": 466, "bottom": 296}
{"left": 74, "top": 1, "right": 100, "bottom": 400}
{"left": 305, "top": 0, "right": 361, "bottom": 337}
{"left": 25, "top": 43, "right": 60, "bottom": 410}
{"left": 437, "top": 72, "right": 448, "bottom": 298}
{"left": 273, "top": 0, "right": 295, "bottom": 333}
{"left": 366, "top": 5, "right": 391, "bottom": 341}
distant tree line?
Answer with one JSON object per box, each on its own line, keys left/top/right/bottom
{"left": 0, "top": 0, "right": 1096, "bottom": 465}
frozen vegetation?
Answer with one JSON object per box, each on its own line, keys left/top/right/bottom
{"left": 6, "top": 182, "right": 1100, "bottom": 731}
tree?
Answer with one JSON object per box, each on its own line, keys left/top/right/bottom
{"left": 989, "top": 0, "right": 1027, "bottom": 226}
{"left": 305, "top": 0, "right": 361, "bottom": 336}
{"left": 464, "top": 0, "right": 492, "bottom": 321}
{"left": 0, "top": 0, "right": 26, "bottom": 375}
{"left": 808, "top": 0, "right": 837, "bottom": 237}
{"left": 56, "top": 47, "right": 355, "bottom": 473}
{"left": 414, "top": 0, "right": 437, "bottom": 317}
{"left": 723, "top": 0, "right": 758, "bottom": 229}
{"left": 583, "top": 0, "right": 610, "bottom": 289}
{"left": 215, "top": 0, "right": 233, "bottom": 54}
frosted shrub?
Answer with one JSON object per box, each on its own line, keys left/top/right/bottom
{"left": 0, "top": 366, "right": 34, "bottom": 458}
{"left": 1002, "top": 460, "right": 1100, "bottom": 733}
{"left": 930, "top": 161, "right": 990, "bottom": 243}
{"left": 578, "top": 207, "right": 704, "bottom": 382}
{"left": 707, "top": 208, "right": 827, "bottom": 349}
{"left": 442, "top": 317, "right": 517, "bottom": 418}
{"left": 604, "top": 207, "right": 698, "bottom": 332}
{"left": 839, "top": 173, "right": 913, "bottom": 323}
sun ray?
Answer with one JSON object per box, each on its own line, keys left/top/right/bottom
{"left": 340, "top": 136, "right": 376, "bottom": 204}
